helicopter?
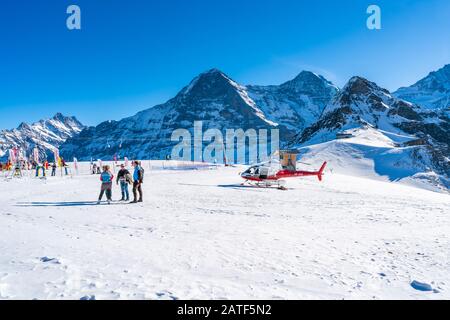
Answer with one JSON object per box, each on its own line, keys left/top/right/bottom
{"left": 240, "top": 150, "right": 327, "bottom": 190}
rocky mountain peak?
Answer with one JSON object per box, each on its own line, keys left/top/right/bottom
{"left": 17, "top": 122, "right": 31, "bottom": 131}
{"left": 0, "top": 114, "right": 85, "bottom": 161}
{"left": 280, "top": 71, "right": 339, "bottom": 95}
{"left": 342, "top": 76, "right": 383, "bottom": 96}
{"left": 394, "top": 64, "right": 450, "bottom": 110}
{"left": 52, "top": 112, "right": 67, "bottom": 121}
{"left": 180, "top": 68, "right": 237, "bottom": 97}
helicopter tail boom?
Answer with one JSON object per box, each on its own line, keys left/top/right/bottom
{"left": 317, "top": 162, "right": 327, "bottom": 182}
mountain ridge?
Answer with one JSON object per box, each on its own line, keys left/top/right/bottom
{"left": 291, "top": 74, "right": 449, "bottom": 190}
{"left": 394, "top": 64, "right": 450, "bottom": 110}
{"left": 60, "top": 68, "right": 338, "bottom": 161}
{"left": 0, "top": 113, "right": 84, "bottom": 160}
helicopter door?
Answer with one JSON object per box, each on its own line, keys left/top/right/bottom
{"left": 259, "top": 167, "right": 269, "bottom": 179}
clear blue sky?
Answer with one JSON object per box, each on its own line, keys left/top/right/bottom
{"left": 0, "top": 0, "right": 449, "bottom": 128}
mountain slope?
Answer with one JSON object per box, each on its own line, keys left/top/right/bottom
{"left": 0, "top": 113, "right": 84, "bottom": 160}
{"left": 394, "top": 64, "right": 450, "bottom": 110}
{"left": 292, "top": 76, "right": 450, "bottom": 190}
{"left": 61, "top": 69, "right": 338, "bottom": 161}
{"left": 246, "top": 71, "right": 339, "bottom": 135}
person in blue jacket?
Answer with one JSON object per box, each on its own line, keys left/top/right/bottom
{"left": 98, "top": 165, "right": 114, "bottom": 204}
{"left": 131, "top": 161, "right": 144, "bottom": 203}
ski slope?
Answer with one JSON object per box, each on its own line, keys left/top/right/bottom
{"left": 0, "top": 163, "right": 449, "bottom": 300}
{"left": 298, "top": 127, "right": 450, "bottom": 192}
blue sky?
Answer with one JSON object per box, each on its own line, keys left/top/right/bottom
{"left": 0, "top": 0, "right": 449, "bottom": 128}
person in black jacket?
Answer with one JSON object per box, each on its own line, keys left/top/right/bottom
{"left": 51, "top": 162, "right": 57, "bottom": 176}
{"left": 116, "top": 164, "right": 131, "bottom": 201}
{"left": 131, "top": 161, "right": 144, "bottom": 203}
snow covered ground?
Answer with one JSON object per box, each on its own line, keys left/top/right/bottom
{"left": 298, "top": 127, "right": 450, "bottom": 192}
{"left": 0, "top": 163, "right": 449, "bottom": 300}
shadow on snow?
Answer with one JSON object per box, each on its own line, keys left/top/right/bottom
{"left": 16, "top": 201, "right": 121, "bottom": 207}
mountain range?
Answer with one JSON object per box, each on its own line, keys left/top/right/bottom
{"left": 59, "top": 69, "right": 338, "bottom": 160}
{"left": 292, "top": 76, "right": 449, "bottom": 190}
{"left": 0, "top": 113, "right": 84, "bottom": 161}
{"left": 394, "top": 64, "right": 450, "bottom": 110}
{"left": 1, "top": 65, "right": 448, "bottom": 190}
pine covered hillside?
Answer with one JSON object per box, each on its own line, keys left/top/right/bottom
{"left": 60, "top": 69, "right": 338, "bottom": 161}
{"left": 0, "top": 113, "right": 84, "bottom": 160}
{"left": 291, "top": 76, "right": 450, "bottom": 190}
{"left": 394, "top": 64, "right": 450, "bottom": 110}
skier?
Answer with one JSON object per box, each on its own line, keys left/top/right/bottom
{"left": 116, "top": 164, "right": 131, "bottom": 201}
{"left": 131, "top": 161, "right": 144, "bottom": 203}
{"left": 98, "top": 166, "right": 114, "bottom": 204}
{"left": 51, "top": 162, "right": 57, "bottom": 176}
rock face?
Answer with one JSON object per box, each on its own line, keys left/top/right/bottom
{"left": 0, "top": 113, "right": 84, "bottom": 160}
{"left": 246, "top": 71, "right": 339, "bottom": 137}
{"left": 60, "top": 69, "right": 338, "bottom": 161}
{"left": 291, "top": 76, "right": 450, "bottom": 189}
{"left": 394, "top": 64, "right": 450, "bottom": 110}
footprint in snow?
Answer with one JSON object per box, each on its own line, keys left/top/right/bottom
{"left": 80, "top": 295, "right": 96, "bottom": 300}
{"left": 156, "top": 292, "right": 179, "bottom": 300}
{"left": 40, "top": 257, "right": 61, "bottom": 264}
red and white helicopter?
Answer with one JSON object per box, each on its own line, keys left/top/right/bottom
{"left": 240, "top": 150, "right": 327, "bottom": 190}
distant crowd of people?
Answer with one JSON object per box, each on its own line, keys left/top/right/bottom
{"left": 0, "top": 158, "right": 70, "bottom": 177}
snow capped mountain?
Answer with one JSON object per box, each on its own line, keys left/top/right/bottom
{"left": 246, "top": 71, "right": 339, "bottom": 138}
{"left": 58, "top": 67, "right": 449, "bottom": 190}
{"left": 0, "top": 113, "right": 84, "bottom": 160}
{"left": 292, "top": 76, "right": 450, "bottom": 190}
{"left": 60, "top": 69, "right": 338, "bottom": 161}
{"left": 394, "top": 64, "right": 450, "bottom": 110}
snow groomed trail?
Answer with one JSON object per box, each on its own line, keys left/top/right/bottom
{"left": 0, "top": 165, "right": 449, "bottom": 300}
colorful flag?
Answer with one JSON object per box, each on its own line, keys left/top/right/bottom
{"left": 53, "top": 149, "right": 61, "bottom": 167}
{"left": 9, "top": 149, "right": 16, "bottom": 164}
{"left": 33, "top": 147, "right": 39, "bottom": 163}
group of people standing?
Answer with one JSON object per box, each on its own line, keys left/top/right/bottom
{"left": 41, "top": 159, "right": 69, "bottom": 177}
{"left": 97, "top": 161, "right": 145, "bottom": 204}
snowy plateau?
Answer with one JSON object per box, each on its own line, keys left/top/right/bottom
{"left": 0, "top": 160, "right": 448, "bottom": 300}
